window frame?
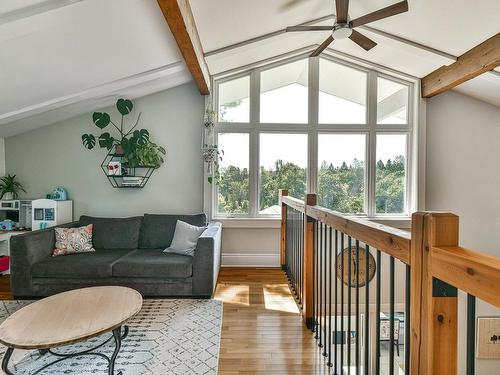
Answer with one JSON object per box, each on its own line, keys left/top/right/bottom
{"left": 211, "top": 52, "right": 417, "bottom": 220}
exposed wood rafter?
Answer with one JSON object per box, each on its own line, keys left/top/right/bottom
{"left": 422, "top": 33, "right": 500, "bottom": 97}
{"left": 157, "top": 0, "right": 210, "bottom": 95}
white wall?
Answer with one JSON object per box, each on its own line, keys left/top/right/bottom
{"left": 5, "top": 83, "right": 204, "bottom": 218}
{"left": 0, "top": 138, "right": 5, "bottom": 177}
{"left": 426, "top": 90, "right": 500, "bottom": 375}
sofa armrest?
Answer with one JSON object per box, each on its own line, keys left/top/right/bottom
{"left": 192, "top": 222, "right": 222, "bottom": 297}
{"left": 10, "top": 221, "right": 80, "bottom": 297}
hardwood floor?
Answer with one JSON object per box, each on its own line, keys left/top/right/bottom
{"left": 0, "top": 269, "right": 329, "bottom": 374}
{"left": 215, "top": 268, "right": 329, "bottom": 375}
{"left": 0, "top": 275, "right": 13, "bottom": 300}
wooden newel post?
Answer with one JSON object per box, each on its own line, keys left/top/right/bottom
{"left": 303, "top": 193, "right": 317, "bottom": 329}
{"left": 410, "top": 212, "right": 459, "bottom": 375}
{"left": 279, "top": 189, "right": 289, "bottom": 268}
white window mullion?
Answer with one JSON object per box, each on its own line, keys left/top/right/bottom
{"left": 308, "top": 56, "right": 319, "bottom": 196}
{"left": 367, "top": 71, "right": 378, "bottom": 217}
{"left": 249, "top": 70, "right": 260, "bottom": 217}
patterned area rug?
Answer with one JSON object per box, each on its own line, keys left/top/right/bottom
{"left": 0, "top": 299, "right": 222, "bottom": 374}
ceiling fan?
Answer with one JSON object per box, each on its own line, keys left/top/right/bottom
{"left": 285, "top": 0, "right": 409, "bottom": 56}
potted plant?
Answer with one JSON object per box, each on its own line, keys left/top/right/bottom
{"left": 81, "top": 98, "right": 166, "bottom": 169}
{"left": 122, "top": 142, "right": 166, "bottom": 169}
{"left": 0, "top": 175, "right": 27, "bottom": 199}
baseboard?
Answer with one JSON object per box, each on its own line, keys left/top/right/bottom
{"left": 221, "top": 253, "right": 280, "bottom": 267}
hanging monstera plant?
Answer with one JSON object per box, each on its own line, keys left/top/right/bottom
{"left": 81, "top": 98, "right": 165, "bottom": 168}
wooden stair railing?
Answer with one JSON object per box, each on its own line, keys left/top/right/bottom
{"left": 280, "top": 190, "right": 500, "bottom": 375}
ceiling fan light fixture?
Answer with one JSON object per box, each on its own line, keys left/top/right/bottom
{"left": 332, "top": 23, "right": 352, "bottom": 40}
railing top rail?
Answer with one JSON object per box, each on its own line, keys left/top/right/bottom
{"left": 306, "top": 204, "right": 411, "bottom": 265}
{"left": 282, "top": 196, "right": 306, "bottom": 213}
{"left": 431, "top": 245, "right": 500, "bottom": 308}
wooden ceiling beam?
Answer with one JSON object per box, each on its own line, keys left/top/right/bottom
{"left": 421, "top": 33, "right": 500, "bottom": 98}
{"left": 157, "top": 0, "right": 210, "bottom": 95}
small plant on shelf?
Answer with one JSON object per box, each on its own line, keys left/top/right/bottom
{"left": 81, "top": 98, "right": 166, "bottom": 169}
{"left": 122, "top": 141, "right": 166, "bottom": 168}
{"left": 0, "top": 174, "right": 27, "bottom": 199}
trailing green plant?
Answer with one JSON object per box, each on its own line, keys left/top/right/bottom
{"left": 122, "top": 142, "right": 166, "bottom": 168}
{"left": 81, "top": 98, "right": 165, "bottom": 168}
{"left": 203, "top": 145, "right": 223, "bottom": 184}
{"left": 0, "top": 174, "right": 26, "bottom": 199}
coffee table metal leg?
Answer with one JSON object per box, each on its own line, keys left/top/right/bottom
{"left": 109, "top": 326, "right": 122, "bottom": 375}
{"left": 1, "top": 347, "right": 14, "bottom": 375}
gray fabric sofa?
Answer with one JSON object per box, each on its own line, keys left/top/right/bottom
{"left": 10, "top": 213, "right": 222, "bottom": 299}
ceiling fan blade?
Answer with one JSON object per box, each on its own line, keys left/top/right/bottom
{"left": 350, "top": 1, "right": 408, "bottom": 28}
{"left": 349, "top": 30, "right": 377, "bottom": 51}
{"left": 336, "top": 0, "right": 349, "bottom": 23}
{"left": 310, "top": 35, "right": 334, "bottom": 57}
{"left": 286, "top": 25, "right": 333, "bottom": 32}
{"left": 281, "top": 0, "right": 306, "bottom": 11}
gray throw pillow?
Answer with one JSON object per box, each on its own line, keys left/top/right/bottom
{"left": 164, "top": 220, "right": 205, "bottom": 256}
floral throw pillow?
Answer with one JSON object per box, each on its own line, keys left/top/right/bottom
{"left": 52, "top": 224, "right": 95, "bottom": 257}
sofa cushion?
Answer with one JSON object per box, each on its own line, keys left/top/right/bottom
{"left": 113, "top": 249, "right": 192, "bottom": 278}
{"left": 32, "top": 249, "right": 133, "bottom": 279}
{"left": 79, "top": 215, "right": 143, "bottom": 249}
{"left": 139, "top": 214, "right": 207, "bottom": 249}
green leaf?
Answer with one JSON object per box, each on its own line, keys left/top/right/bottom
{"left": 208, "top": 176, "right": 213, "bottom": 184}
{"left": 98, "top": 133, "right": 115, "bottom": 150}
{"left": 92, "top": 112, "right": 110, "bottom": 129}
{"left": 116, "top": 99, "right": 133, "bottom": 115}
{"left": 82, "top": 134, "right": 96, "bottom": 150}
{"left": 132, "top": 129, "right": 149, "bottom": 146}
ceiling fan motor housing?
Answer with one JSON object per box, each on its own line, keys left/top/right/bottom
{"left": 332, "top": 23, "right": 352, "bottom": 40}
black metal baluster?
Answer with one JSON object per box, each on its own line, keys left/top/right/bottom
{"left": 389, "top": 256, "right": 395, "bottom": 375}
{"left": 334, "top": 229, "right": 338, "bottom": 372}
{"left": 293, "top": 210, "right": 296, "bottom": 296}
{"left": 376, "top": 250, "right": 381, "bottom": 374}
{"left": 405, "top": 264, "right": 411, "bottom": 375}
{"left": 340, "top": 233, "right": 345, "bottom": 374}
{"left": 319, "top": 222, "right": 323, "bottom": 348}
{"left": 327, "top": 226, "right": 333, "bottom": 367}
{"left": 291, "top": 210, "right": 297, "bottom": 298}
{"left": 314, "top": 220, "right": 319, "bottom": 337}
{"left": 364, "top": 245, "right": 370, "bottom": 375}
{"left": 356, "top": 240, "right": 360, "bottom": 375}
{"left": 286, "top": 206, "right": 289, "bottom": 277}
{"left": 467, "top": 294, "right": 476, "bottom": 375}
{"left": 347, "top": 236, "right": 352, "bottom": 375}
{"left": 323, "top": 223, "right": 328, "bottom": 357}
{"left": 300, "top": 212, "right": 303, "bottom": 305}
{"left": 290, "top": 208, "right": 293, "bottom": 283}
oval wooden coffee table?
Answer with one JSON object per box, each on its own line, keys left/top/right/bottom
{"left": 0, "top": 286, "right": 142, "bottom": 375}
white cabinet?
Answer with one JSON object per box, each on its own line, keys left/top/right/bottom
{"left": 32, "top": 199, "right": 73, "bottom": 230}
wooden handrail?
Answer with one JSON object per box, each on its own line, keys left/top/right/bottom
{"left": 306, "top": 205, "right": 411, "bottom": 264}
{"left": 280, "top": 193, "right": 500, "bottom": 375}
{"left": 431, "top": 245, "right": 500, "bottom": 308}
{"left": 281, "top": 195, "right": 305, "bottom": 213}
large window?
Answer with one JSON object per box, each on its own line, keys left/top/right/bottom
{"left": 216, "top": 133, "right": 250, "bottom": 214}
{"left": 260, "top": 133, "right": 308, "bottom": 214}
{"left": 213, "top": 56, "right": 415, "bottom": 218}
{"left": 318, "top": 134, "right": 366, "bottom": 214}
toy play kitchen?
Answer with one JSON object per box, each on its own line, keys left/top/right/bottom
{"left": 0, "top": 187, "right": 72, "bottom": 274}
{"left": 0, "top": 199, "right": 33, "bottom": 275}
{"left": 32, "top": 199, "right": 73, "bottom": 230}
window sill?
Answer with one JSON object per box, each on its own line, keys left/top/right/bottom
{"left": 214, "top": 217, "right": 281, "bottom": 229}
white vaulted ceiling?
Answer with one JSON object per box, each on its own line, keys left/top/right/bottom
{"left": 0, "top": 0, "right": 191, "bottom": 136}
{"left": 190, "top": 0, "right": 500, "bottom": 106}
{"left": 0, "top": 0, "right": 499, "bottom": 137}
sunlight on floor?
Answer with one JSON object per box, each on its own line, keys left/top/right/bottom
{"left": 263, "top": 284, "right": 301, "bottom": 313}
{"left": 214, "top": 284, "right": 249, "bottom": 306}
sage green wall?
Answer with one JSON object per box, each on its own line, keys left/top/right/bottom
{"left": 5, "top": 83, "right": 204, "bottom": 218}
